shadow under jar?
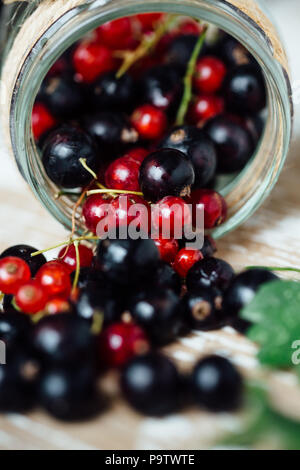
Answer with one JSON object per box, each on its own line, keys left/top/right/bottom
{"left": 0, "top": 0, "right": 293, "bottom": 239}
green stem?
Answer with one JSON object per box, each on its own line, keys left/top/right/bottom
{"left": 87, "top": 189, "right": 144, "bottom": 197}
{"left": 11, "top": 297, "right": 21, "bottom": 312}
{"left": 55, "top": 190, "right": 81, "bottom": 200}
{"left": 30, "top": 236, "right": 99, "bottom": 257}
{"left": 175, "top": 26, "right": 208, "bottom": 126}
{"left": 72, "top": 240, "right": 80, "bottom": 292}
{"left": 246, "top": 266, "right": 300, "bottom": 274}
{"left": 79, "top": 158, "right": 98, "bottom": 180}
{"left": 116, "top": 14, "right": 177, "bottom": 79}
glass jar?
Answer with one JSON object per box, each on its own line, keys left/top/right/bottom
{"left": 0, "top": 0, "right": 293, "bottom": 239}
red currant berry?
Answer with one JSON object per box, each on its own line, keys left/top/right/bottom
{"left": 95, "top": 17, "right": 133, "bottom": 49}
{"left": 108, "top": 194, "right": 150, "bottom": 231}
{"left": 152, "top": 196, "right": 192, "bottom": 238}
{"left": 173, "top": 248, "right": 203, "bottom": 278}
{"left": 135, "top": 13, "right": 164, "bottom": 31}
{"left": 82, "top": 194, "right": 113, "bottom": 235}
{"left": 154, "top": 237, "right": 179, "bottom": 263}
{"left": 189, "top": 95, "right": 224, "bottom": 124}
{"left": 194, "top": 56, "right": 226, "bottom": 94}
{"left": 189, "top": 189, "right": 227, "bottom": 229}
{"left": 177, "top": 19, "right": 202, "bottom": 35}
{"left": 36, "top": 261, "right": 71, "bottom": 298}
{"left": 0, "top": 257, "right": 31, "bottom": 295}
{"left": 99, "top": 322, "right": 150, "bottom": 369}
{"left": 32, "top": 103, "right": 56, "bottom": 140}
{"left": 58, "top": 244, "right": 94, "bottom": 273}
{"left": 131, "top": 105, "right": 167, "bottom": 140}
{"left": 44, "top": 297, "right": 71, "bottom": 315}
{"left": 15, "top": 280, "right": 48, "bottom": 314}
{"left": 105, "top": 156, "right": 141, "bottom": 192}
{"left": 124, "top": 147, "right": 149, "bottom": 164}
{"left": 72, "top": 41, "right": 115, "bottom": 83}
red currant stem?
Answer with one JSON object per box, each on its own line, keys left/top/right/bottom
{"left": 175, "top": 25, "right": 208, "bottom": 126}
{"left": 30, "top": 235, "right": 98, "bottom": 258}
{"left": 31, "top": 312, "right": 46, "bottom": 324}
{"left": 0, "top": 292, "right": 4, "bottom": 303}
{"left": 55, "top": 190, "right": 81, "bottom": 200}
{"left": 91, "top": 312, "right": 104, "bottom": 335}
{"left": 87, "top": 188, "right": 144, "bottom": 196}
{"left": 72, "top": 240, "right": 81, "bottom": 293}
{"left": 116, "top": 14, "right": 177, "bottom": 79}
{"left": 79, "top": 158, "right": 98, "bottom": 180}
{"left": 246, "top": 266, "right": 300, "bottom": 274}
{"left": 11, "top": 297, "right": 21, "bottom": 312}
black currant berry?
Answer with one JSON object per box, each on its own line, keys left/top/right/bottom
{"left": 129, "top": 289, "right": 183, "bottom": 345}
{"left": 83, "top": 112, "right": 138, "bottom": 160}
{"left": 75, "top": 286, "right": 123, "bottom": 326}
{"left": 223, "top": 64, "right": 266, "bottom": 114}
{"left": 243, "top": 114, "right": 264, "bottom": 146}
{"left": 31, "top": 313, "right": 95, "bottom": 364}
{"left": 42, "top": 124, "right": 99, "bottom": 188}
{"left": 152, "top": 261, "right": 182, "bottom": 295}
{"left": 90, "top": 72, "right": 135, "bottom": 111}
{"left": 0, "top": 312, "right": 31, "bottom": 350}
{"left": 191, "top": 355, "right": 243, "bottom": 411}
{"left": 37, "top": 75, "right": 85, "bottom": 119}
{"left": 165, "top": 34, "right": 207, "bottom": 67}
{"left": 204, "top": 114, "right": 254, "bottom": 173}
{"left": 0, "top": 244, "right": 46, "bottom": 276}
{"left": 139, "top": 148, "right": 195, "bottom": 202}
{"left": 201, "top": 235, "right": 217, "bottom": 258}
{"left": 215, "top": 34, "right": 254, "bottom": 67}
{"left": 96, "top": 238, "right": 160, "bottom": 286}
{"left": 222, "top": 268, "right": 278, "bottom": 318}
{"left": 186, "top": 257, "right": 235, "bottom": 292}
{"left": 121, "top": 352, "right": 183, "bottom": 416}
{"left": 181, "top": 287, "right": 222, "bottom": 330}
{"left": 159, "top": 126, "right": 217, "bottom": 188}
{"left": 38, "top": 363, "right": 100, "bottom": 421}
{"left": 139, "top": 65, "right": 183, "bottom": 114}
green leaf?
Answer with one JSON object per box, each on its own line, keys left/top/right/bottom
{"left": 241, "top": 280, "right": 300, "bottom": 367}
{"left": 223, "top": 384, "right": 300, "bottom": 450}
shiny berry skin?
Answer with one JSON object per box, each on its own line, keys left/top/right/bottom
{"left": 15, "top": 280, "right": 48, "bottom": 314}
{"left": 191, "top": 355, "right": 243, "bottom": 411}
{"left": 188, "top": 95, "right": 224, "bottom": 124}
{"left": 204, "top": 114, "right": 254, "bottom": 173}
{"left": 83, "top": 194, "right": 113, "bottom": 235}
{"left": 96, "top": 238, "right": 159, "bottom": 286}
{"left": 107, "top": 194, "right": 150, "bottom": 232}
{"left": 186, "top": 257, "right": 235, "bottom": 293}
{"left": 37, "top": 76, "right": 85, "bottom": 119}
{"left": 216, "top": 34, "right": 253, "bottom": 67}
{"left": 153, "top": 261, "right": 182, "bottom": 295}
{"left": 0, "top": 257, "right": 31, "bottom": 295}
{"left": 139, "top": 65, "right": 183, "bottom": 114}
{"left": 131, "top": 105, "right": 167, "bottom": 140}
{"left": 36, "top": 261, "right": 71, "bottom": 298}
{"left": 152, "top": 196, "right": 192, "bottom": 238}
{"left": 173, "top": 248, "right": 203, "bottom": 278}
{"left": 83, "top": 112, "right": 138, "bottom": 159}
{"left": 38, "top": 363, "right": 99, "bottom": 421}
{"left": 0, "top": 244, "right": 46, "bottom": 277}
{"left": 72, "top": 41, "right": 115, "bottom": 83}
{"left": 75, "top": 285, "right": 123, "bottom": 326}
{"left": 135, "top": 13, "right": 163, "bottom": 30}
{"left": 181, "top": 287, "right": 221, "bottom": 330}
{"left": 32, "top": 103, "right": 56, "bottom": 141}
{"left": 129, "top": 289, "right": 183, "bottom": 345}
{"left": 194, "top": 56, "right": 226, "bottom": 94}
{"left": 0, "top": 313, "right": 31, "bottom": 350}
{"left": 31, "top": 313, "right": 94, "bottom": 364}
{"left": 44, "top": 297, "right": 71, "bottom": 315}
{"left": 201, "top": 235, "right": 217, "bottom": 258}
{"left": 188, "top": 189, "right": 227, "bottom": 229}
{"left": 90, "top": 72, "right": 135, "bottom": 111}
{"left": 58, "top": 244, "right": 94, "bottom": 273}
{"left": 223, "top": 64, "right": 266, "bottom": 114}
{"left": 124, "top": 147, "right": 148, "bottom": 164}
{"left": 105, "top": 156, "right": 141, "bottom": 191}
{"left": 95, "top": 17, "right": 132, "bottom": 48}
{"left": 222, "top": 268, "right": 278, "bottom": 318}
{"left": 42, "top": 125, "right": 99, "bottom": 188}
{"left": 159, "top": 126, "right": 217, "bottom": 188}
{"left": 139, "top": 149, "right": 195, "bottom": 202}
{"left": 99, "top": 322, "right": 150, "bottom": 369}
{"left": 154, "top": 237, "right": 179, "bottom": 263}
{"left": 121, "top": 352, "right": 183, "bottom": 416}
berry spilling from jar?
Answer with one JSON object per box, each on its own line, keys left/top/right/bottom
{"left": 0, "top": 13, "right": 268, "bottom": 422}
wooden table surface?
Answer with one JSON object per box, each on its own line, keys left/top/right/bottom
{"left": 0, "top": 0, "right": 300, "bottom": 451}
